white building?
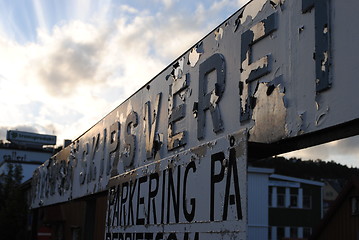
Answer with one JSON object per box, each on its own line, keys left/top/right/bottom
{"left": 248, "top": 167, "right": 324, "bottom": 240}
{"left": 0, "top": 130, "right": 57, "bottom": 183}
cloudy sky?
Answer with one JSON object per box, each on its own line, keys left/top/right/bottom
{"left": 0, "top": 0, "right": 245, "bottom": 141}
{"left": 0, "top": 0, "right": 358, "bottom": 168}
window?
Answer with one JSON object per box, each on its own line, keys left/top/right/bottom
{"left": 268, "top": 226, "right": 272, "bottom": 240}
{"left": 351, "top": 196, "right": 359, "bottom": 215}
{"left": 303, "top": 227, "right": 312, "bottom": 238}
{"left": 290, "top": 227, "right": 298, "bottom": 238}
{"left": 277, "top": 227, "right": 285, "bottom": 240}
{"left": 277, "top": 187, "right": 285, "bottom": 207}
{"left": 290, "top": 188, "right": 298, "bottom": 207}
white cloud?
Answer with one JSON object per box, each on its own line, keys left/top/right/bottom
{"left": 119, "top": 5, "right": 139, "bottom": 14}
{"left": 0, "top": 0, "right": 245, "bottom": 146}
{"left": 281, "top": 135, "right": 359, "bottom": 167}
{"left": 159, "top": 0, "right": 174, "bottom": 9}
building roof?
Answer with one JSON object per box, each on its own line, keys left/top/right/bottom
{"left": 310, "top": 177, "right": 359, "bottom": 240}
{"left": 248, "top": 166, "right": 275, "bottom": 174}
{"left": 270, "top": 174, "right": 324, "bottom": 186}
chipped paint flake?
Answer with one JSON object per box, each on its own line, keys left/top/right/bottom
{"left": 316, "top": 106, "right": 329, "bottom": 126}
{"left": 321, "top": 51, "right": 328, "bottom": 72}
{"left": 251, "top": 22, "right": 266, "bottom": 42}
{"left": 249, "top": 84, "right": 287, "bottom": 143}
{"left": 239, "top": 0, "right": 267, "bottom": 24}
{"left": 323, "top": 25, "right": 328, "bottom": 34}
{"left": 270, "top": 0, "right": 286, "bottom": 8}
{"left": 188, "top": 43, "right": 204, "bottom": 67}
{"left": 173, "top": 57, "right": 185, "bottom": 79}
{"left": 215, "top": 27, "right": 224, "bottom": 41}
{"left": 189, "top": 48, "right": 200, "bottom": 67}
{"left": 241, "top": 52, "right": 269, "bottom": 84}
{"left": 210, "top": 90, "right": 220, "bottom": 108}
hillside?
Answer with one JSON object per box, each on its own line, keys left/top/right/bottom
{"left": 250, "top": 156, "right": 359, "bottom": 182}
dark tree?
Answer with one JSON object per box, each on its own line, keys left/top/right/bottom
{"left": 0, "top": 163, "right": 27, "bottom": 240}
{"left": 251, "top": 156, "right": 359, "bottom": 182}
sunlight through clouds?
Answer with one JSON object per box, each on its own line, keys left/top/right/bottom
{"left": 0, "top": 0, "right": 244, "bottom": 146}
{"left": 33, "top": 0, "right": 49, "bottom": 33}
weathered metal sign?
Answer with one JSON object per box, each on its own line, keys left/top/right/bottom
{"left": 7, "top": 130, "right": 56, "bottom": 146}
{"left": 30, "top": 0, "right": 359, "bottom": 229}
{"left": 105, "top": 131, "right": 247, "bottom": 240}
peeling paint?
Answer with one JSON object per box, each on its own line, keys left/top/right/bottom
{"left": 285, "top": 111, "right": 308, "bottom": 136}
{"left": 241, "top": 52, "right": 269, "bottom": 83}
{"left": 270, "top": 0, "right": 286, "bottom": 8}
{"left": 323, "top": 25, "right": 328, "bottom": 34}
{"left": 234, "top": 9, "right": 244, "bottom": 32}
{"left": 190, "top": 141, "right": 217, "bottom": 158}
{"left": 298, "top": 25, "right": 305, "bottom": 33}
{"left": 214, "top": 27, "right": 223, "bottom": 41}
{"left": 239, "top": 0, "right": 267, "bottom": 25}
{"left": 169, "top": 57, "right": 186, "bottom": 81}
{"left": 167, "top": 61, "right": 189, "bottom": 150}
{"left": 190, "top": 145, "right": 207, "bottom": 158}
{"left": 240, "top": 12, "right": 277, "bottom": 122}
{"left": 302, "top": 0, "right": 331, "bottom": 92}
{"left": 316, "top": 106, "right": 329, "bottom": 126}
{"left": 228, "top": 131, "right": 247, "bottom": 158}
{"left": 249, "top": 84, "right": 287, "bottom": 143}
{"left": 251, "top": 22, "right": 266, "bottom": 42}
{"left": 321, "top": 51, "right": 328, "bottom": 72}
{"left": 210, "top": 90, "right": 220, "bottom": 108}
{"left": 197, "top": 53, "right": 226, "bottom": 139}
{"left": 188, "top": 43, "right": 204, "bottom": 67}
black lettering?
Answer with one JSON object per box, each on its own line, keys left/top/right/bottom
{"left": 161, "top": 170, "right": 166, "bottom": 224}
{"left": 136, "top": 176, "right": 147, "bottom": 225}
{"left": 223, "top": 148, "right": 242, "bottom": 220}
{"left": 240, "top": 13, "right": 277, "bottom": 122}
{"left": 155, "top": 233, "right": 163, "bottom": 240}
{"left": 145, "top": 233, "right": 153, "bottom": 240}
{"left": 136, "top": 233, "right": 143, "bottom": 240}
{"left": 120, "top": 182, "right": 129, "bottom": 226}
{"left": 111, "top": 186, "right": 120, "bottom": 226}
{"left": 79, "top": 141, "right": 89, "bottom": 185}
{"left": 99, "top": 129, "right": 107, "bottom": 177}
{"left": 113, "top": 233, "right": 120, "bottom": 240}
{"left": 168, "top": 73, "right": 189, "bottom": 150}
{"left": 197, "top": 53, "right": 226, "bottom": 139}
{"left": 88, "top": 133, "right": 100, "bottom": 182}
{"left": 148, "top": 173, "right": 159, "bottom": 224}
{"left": 128, "top": 179, "right": 137, "bottom": 225}
{"left": 125, "top": 233, "right": 132, "bottom": 240}
{"left": 167, "top": 233, "right": 177, "bottom": 240}
{"left": 210, "top": 152, "right": 225, "bottom": 221}
{"left": 302, "top": 0, "right": 331, "bottom": 92}
{"left": 106, "top": 233, "right": 112, "bottom": 240}
{"left": 123, "top": 111, "right": 138, "bottom": 169}
{"left": 145, "top": 93, "right": 162, "bottom": 158}
{"left": 167, "top": 166, "right": 180, "bottom": 223}
{"left": 108, "top": 121, "right": 121, "bottom": 176}
{"left": 183, "top": 161, "right": 196, "bottom": 222}
{"left": 118, "top": 233, "right": 124, "bottom": 240}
